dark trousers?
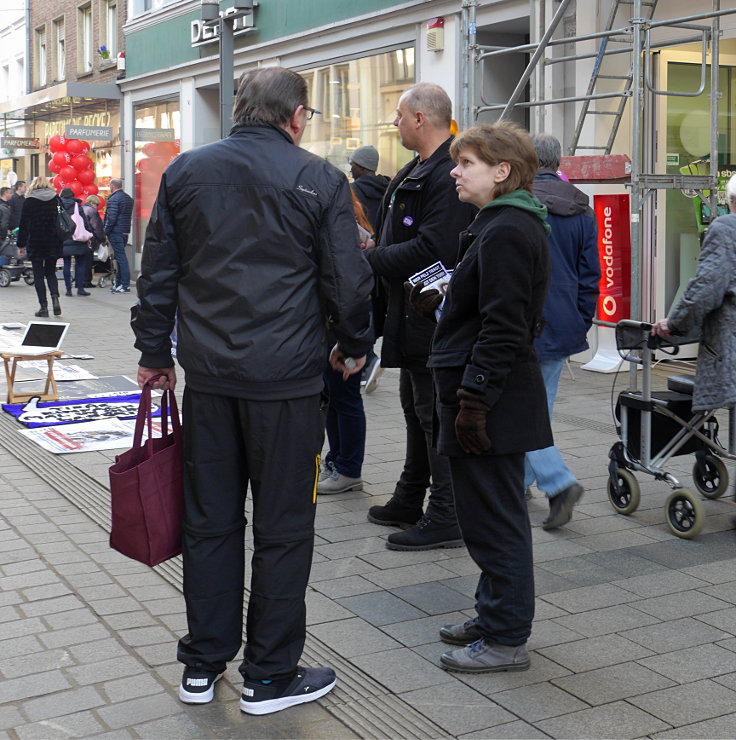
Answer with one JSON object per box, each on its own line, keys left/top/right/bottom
{"left": 108, "top": 232, "right": 130, "bottom": 289}
{"left": 178, "top": 388, "right": 325, "bottom": 681}
{"left": 449, "top": 453, "right": 534, "bottom": 646}
{"left": 324, "top": 366, "right": 365, "bottom": 479}
{"left": 31, "top": 257, "right": 59, "bottom": 305}
{"left": 394, "top": 368, "right": 456, "bottom": 526}
{"left": 63, "top": 251, "right": 90, "bottom": 293}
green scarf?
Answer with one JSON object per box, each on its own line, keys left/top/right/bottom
{"left": 480, "top": 190, "right": 551, "bottom": 235}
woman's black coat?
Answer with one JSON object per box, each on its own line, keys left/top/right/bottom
{"left": 428, "top": 204, "right": 554, "bottom": 457}
{"left": 17, "top": 190, "right": 64, "bottom": 260}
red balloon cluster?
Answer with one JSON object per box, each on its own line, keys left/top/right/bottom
{"left": 48, "top": 135, "right": 105, "bottom": 210}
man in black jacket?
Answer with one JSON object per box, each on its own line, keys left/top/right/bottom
{"left": 104, "top": 178, "right": 133, "bottom": 293}
{"left": 364, "top": 82, "right": 476, "bottom": 550}
{"left": 349, "top": 145, "right": 389, "bottom": 229}
{"left": 8, "top": 180, "right": 26, "bottom": 231}
{"left": 132, "top": 67, "right": 373, "bottom": 716}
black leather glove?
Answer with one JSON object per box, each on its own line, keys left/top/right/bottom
{"left": 455, "top": 389, "right": 492, "bottom": 455}
{"left": 404, "top": 280, "right": 442, "bottom": 321}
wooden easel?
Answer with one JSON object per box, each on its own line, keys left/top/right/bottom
{"left": 2, "top": 351, "right": 63, "bottom": 404}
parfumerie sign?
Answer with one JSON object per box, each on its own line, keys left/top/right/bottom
{"left": 1, "top": 137, "right": 40, "bottom": 149}
{"left": 135, "top": 128, "right": 175, "bottom": 142}
{"left": 191, "top": 6, "right": 255, "bottom": 47}
{"left": 65, "top": 125, "right": 113, "bottom": 140}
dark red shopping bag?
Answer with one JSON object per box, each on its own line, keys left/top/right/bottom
{"left": 108, "top": 377, "right": 183, "bottom": 566}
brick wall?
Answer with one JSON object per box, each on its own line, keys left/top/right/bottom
{"left": 29, "top": 0, "right": 127, "bottom": 90}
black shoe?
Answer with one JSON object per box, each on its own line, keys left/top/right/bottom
{"left": 440, "top": 617, "right": 484, "bottom": 646}
{"left": 51, "top": 295, "right": 62, "bottom": 316}
{"left": 178, "top": 667, "right": 223, "bottom": 704}
{"left": 367, "top": 497, "right": 423, "bottom": 528}
{"left": 542, "top": 483, "right": 584, "bottom": 530}
{"left": 240, "top": 666, "right": 336, "bottom": 716}
{"left": 65, "top": 290, "right": 73, "bottom": 297}
{"left": 77, "top": 290, "right": 91, "bottom": 296}
{"left": 35, "top": 306, "right": 49, "bottom": 318}
{"left": 84, "top": 281, "right": 95, "bottom": 288}
{"left": 386, "top": 515, "right": 463, "bottom": 551}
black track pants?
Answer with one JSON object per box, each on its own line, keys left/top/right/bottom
{"left": 177, "top": 388, "right": 325, "bottom": 681}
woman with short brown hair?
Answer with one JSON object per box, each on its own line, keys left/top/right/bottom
{"left": 414, "top": 121, "right": 552, "bottom": 672}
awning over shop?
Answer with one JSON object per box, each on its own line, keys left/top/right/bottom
{"left": 0, "top": 82, "right": 122, "bottom": 120}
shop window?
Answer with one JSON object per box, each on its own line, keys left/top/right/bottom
{"left": 103, "top": 0, "right": 117, "bottom": 57}
{"left": 133, "top": 99, "right": 181, "bottom": 248}
{"left": 35, "top": 26, "right": 47, "bottom": 88}
{"left": 78, "top": 4, "right": 93, "bottom": 74}
{"left": 53, "top": 18, "right": 65, "bottom": 81}
{"left": 299, "top": 47, "right": 416, "bottom": 181}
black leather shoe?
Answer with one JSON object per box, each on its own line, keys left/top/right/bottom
{"left": 367, "top": 497, "right": 423, "bottom": 528}
{"left": 386, "top": 515, "right": 463, "bottom": 551}
{"left": 542, "top": 483, "right": 584, "bottom": 530}
{"left": 51, "top": 296, "right": 62, "bottom": 316}
{"left": 440, "top": 617, "right": 484, "bottom": 645}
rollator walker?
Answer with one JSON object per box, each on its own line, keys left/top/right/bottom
{"left": 606, "top": 319, "right": 736, "bottom": 539}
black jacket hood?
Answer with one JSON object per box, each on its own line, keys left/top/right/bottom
{"left": 533, "top": 170, "right": 592, "bottom": 217}
{"left": 354, "top": 173, "right": 390, "bottom": 199}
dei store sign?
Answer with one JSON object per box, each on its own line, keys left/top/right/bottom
{"left": 582, "top": 193, "right": 632, "bottom": 374}
{"left": 191, "top": 5, "right": 255, "bottom": 47}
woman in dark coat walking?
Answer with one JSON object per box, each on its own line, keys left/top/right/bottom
{"left": 416, "top": 122, "right": 552, "bottom": 673}
{"left": 17, "top": 175, "right": 64, "bottom": 317}
{"left": 59, "top": 188, "right": 93, "bottom": 297}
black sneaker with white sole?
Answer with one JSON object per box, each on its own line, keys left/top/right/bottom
{"left": 178, "top": 667, "right": 223, "bottom": 704}
{"left": 240, "top": 666, "right": 336, "bottom": 715}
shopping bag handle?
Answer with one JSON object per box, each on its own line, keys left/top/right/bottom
{"left": 132, "top": 375, "right": 180, "bottom": 450}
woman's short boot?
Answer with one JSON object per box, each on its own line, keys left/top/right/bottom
{"left": 35, "top": 304, "right": 49, "bottom": 318}
{"left": 51, "top": 295, "right": 62, "bottom": 316}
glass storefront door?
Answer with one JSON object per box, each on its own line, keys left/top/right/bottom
{"left": 299, "top": 47, "right": 415, "bottom": 181}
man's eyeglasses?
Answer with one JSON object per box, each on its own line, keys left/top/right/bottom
{"left": 303, "top": 106, "right": 321, "bottom": 121}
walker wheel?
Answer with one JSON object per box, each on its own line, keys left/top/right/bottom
{"left": 607, "top": 468, "right": 641, "bottom": 515}
{"left": 23, "top": 272, "right": 34, "bottom": 285}
{"left": 0, "top": 269, "right": 10, "bottom": 288}
{"left": 98, "top": 276, "right": 107, "bottom": 288}
{"left": 665, "top": 489, "right": 704, "bottom": 539}
{"left": 692, "top": 454, "right": 729, "bottom": 499}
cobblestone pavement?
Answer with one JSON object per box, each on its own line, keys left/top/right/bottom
{"left": 2, "top": 277, "right": 736, "bottom": 739}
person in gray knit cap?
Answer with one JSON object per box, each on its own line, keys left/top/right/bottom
{"left": 349, "top": 145, "right": 390, "bottom": 231}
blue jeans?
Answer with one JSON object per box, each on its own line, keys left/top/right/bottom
{"left": 524, "top": 357, "right": 578, "bottom": 498}
{"left": 323, "top": 365, "right": 365, "bottom": 479}
{"left": 108, "top": 232, "right": 130, "bottom": 289}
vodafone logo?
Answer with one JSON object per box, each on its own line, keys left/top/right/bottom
{"left": 601, "top": 295, "right": 617, "bottom": 317}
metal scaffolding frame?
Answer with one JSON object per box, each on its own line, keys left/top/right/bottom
{"left": 460, "top": 0, "right": 736, "bottom": 324}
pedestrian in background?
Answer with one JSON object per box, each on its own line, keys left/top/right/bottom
{"left": 59, "top": 187, "right": 92, "bottom": 297}
{"left": 364, "top": 82, "right": 476, "bottom": 551}
{"left": 133, "top": 66, "right": 373, "bottom": 716}
{"left": 318, "top": 191, "right": 373, "bottom": 494}
{"left": 8, "top": 180, "right": 26, "bottom": 231}
{"left": 16, "top": 176, "right": 63, "bottom": 317}
{"left": 525, "top": 133, "right": 600, "bottom": 529}
{"left": 83, "top": 194, "right": 106, "bottom": 287}
{"left": 105, "top": 177, "right": 133, "bottom": 293}
{"left": 421, "top": 121, "right": 551, "bottom": 672}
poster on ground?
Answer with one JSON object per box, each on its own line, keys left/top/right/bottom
{"left": 19, "top": 419, "right": 135, "bottom": 454}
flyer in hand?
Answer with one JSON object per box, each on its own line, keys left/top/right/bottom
{"left": 408, "top": 261, "right": 453, "bottom": 320}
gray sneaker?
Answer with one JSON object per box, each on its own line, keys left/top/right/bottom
{"left": 317, "top": 470, "right": 362, "bottom": 494}
{"left": 318, "top": 460, "right": 335, "bottom": 483}
{"left": 362, "top": 356, "right": 383, "bottom": 394}
{"left": 439, "top": 617, "right": 484, "bottom": 645}
{"left": 440, "top": 639, "right": 530, "bottom": 673}
{"left": 542, "top": 482, "right": 584, "bottom": 530}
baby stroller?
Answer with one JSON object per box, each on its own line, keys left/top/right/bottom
{"left": 0, "top": 231, "right": 34, "bottom": 288}
{"left": 91, "top": 240, "right": 117, "bottom": 288}
{"left": 606, "top": 319, "right": 735, "bottom": 539}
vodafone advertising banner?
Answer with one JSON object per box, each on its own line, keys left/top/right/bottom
{"left": 581, "top": 193, "right": 632, "bottom": 373}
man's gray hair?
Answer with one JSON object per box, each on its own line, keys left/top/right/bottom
{"left": 401, "top": 83, "right": 452, "bottom": 129}
{"left": 726, "top": 173, "right": 736, "bottom": 203}
{"left": 233, "top": 67, "right": 308, "bottom": 127}
{"left": 531, "top": 134, "right": 561, "bottom": 170}
{"left": 110, "top": 178, "right": 123, "bottom": 190}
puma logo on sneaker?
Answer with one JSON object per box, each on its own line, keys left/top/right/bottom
{"left": 186, "top": 678, "right": 209, "bottom": 686}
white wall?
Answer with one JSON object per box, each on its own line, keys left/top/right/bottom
{"left": 0, "top": 11, "right": 26, "bottom": 104}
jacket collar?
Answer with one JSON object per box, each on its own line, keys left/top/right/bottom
{"left": 402, "top": 135, "right": 454, "bottom": 180}
{"left": 228, "top": 122, "right": 294, "bottom": 146}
